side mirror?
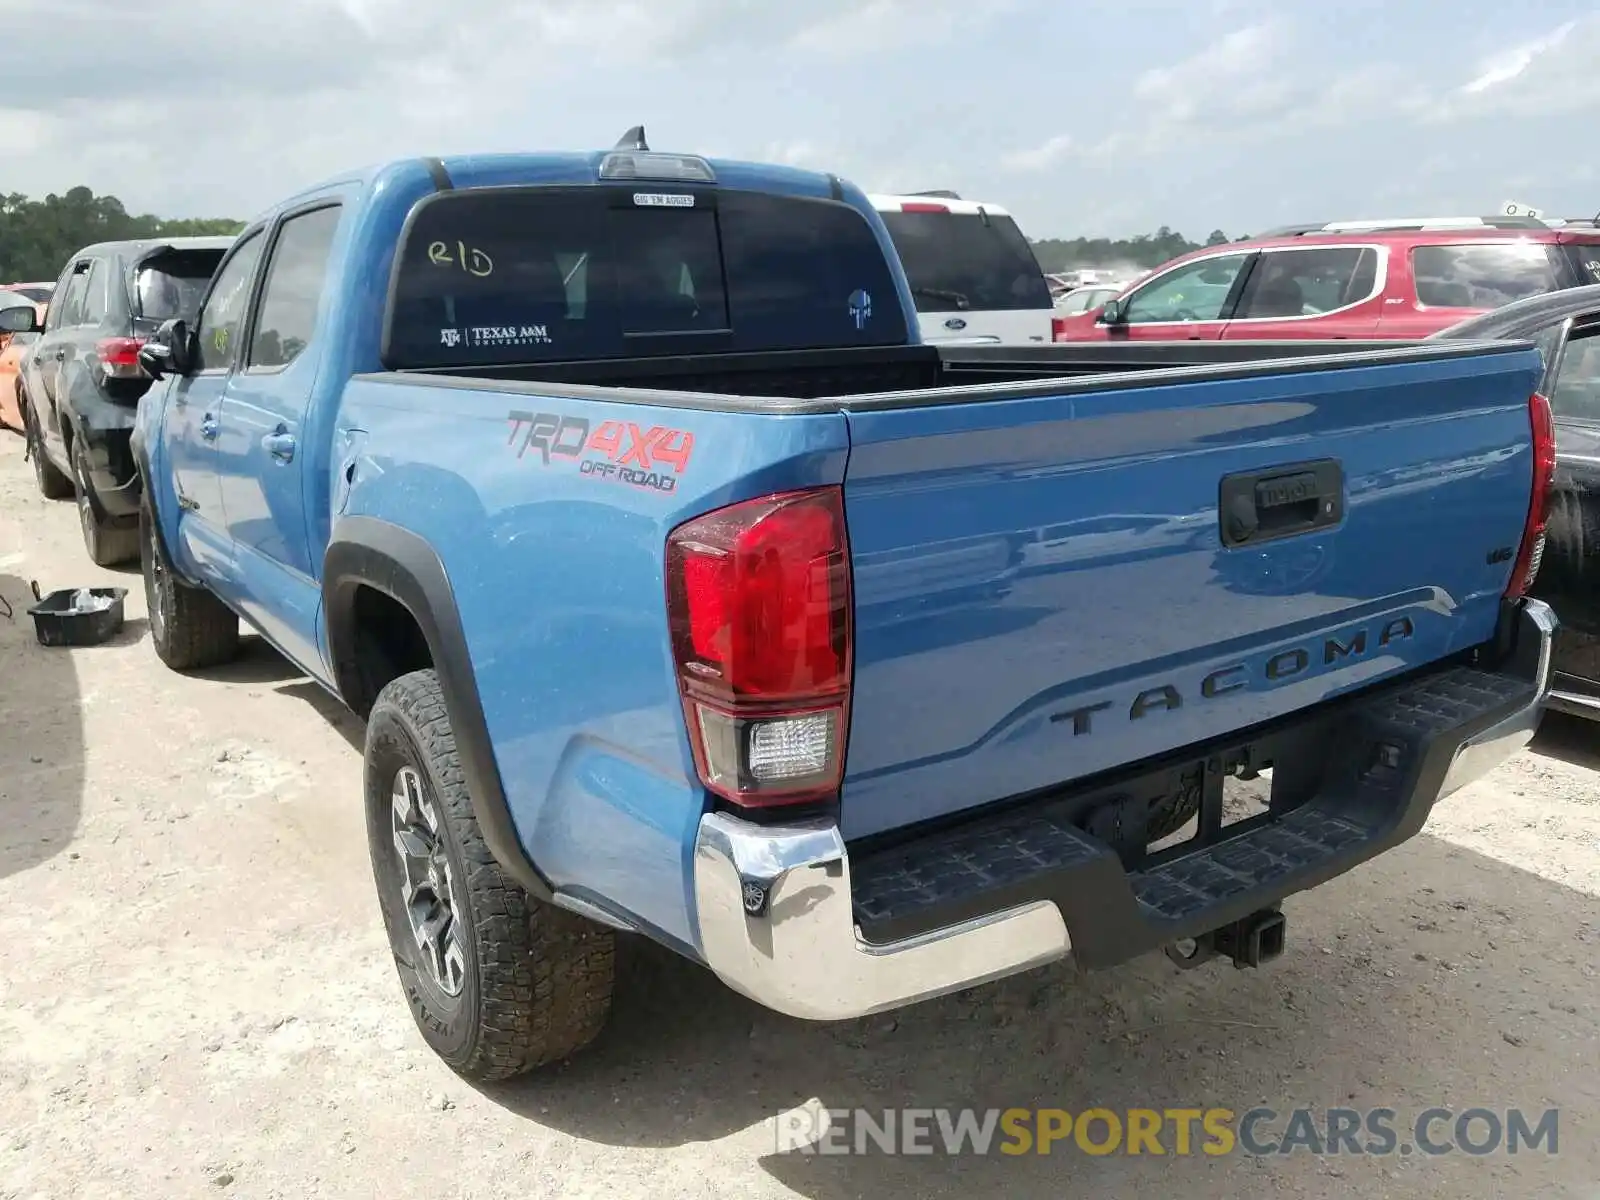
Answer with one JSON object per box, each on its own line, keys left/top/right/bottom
{"left": 0, "top": 304, "right": 40, "bottom": 334}
{"left": 141, "top": 318, "right": 193, "bottom": 379}
{"left": 1098, "top": 298, "right": 1127, "bottom": 325}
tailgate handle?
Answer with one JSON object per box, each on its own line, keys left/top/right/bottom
{"left": 1219, "top": 459, "right": 1343, "bottom": 548}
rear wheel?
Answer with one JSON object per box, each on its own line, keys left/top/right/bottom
{"left": 141, "top": 497, "right": 239, "bottom": 670}
{"left": 366, "top": 669, "right": 615, "bottom": 1081}
{"left": 22, "top": 393, "right": 72, "bottom": 500}
{"left": 72, "top": 440, "right": 139, "bottom": 567}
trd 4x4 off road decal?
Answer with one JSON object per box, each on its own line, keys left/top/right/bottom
{"left": 506, "top": 410, "right": 695, "bottom": 494}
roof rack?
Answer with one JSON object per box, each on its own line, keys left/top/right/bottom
{"left": 1258, "top": 216, "right": 1556, "bottom": 237}
{"left": 907, "top": 189, "right": 962, "bottom": 200}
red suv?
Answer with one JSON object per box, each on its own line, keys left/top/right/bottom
{"left": 1050, "top": 216, "right": 1600, "bottom": 342}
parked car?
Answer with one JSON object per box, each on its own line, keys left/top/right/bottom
{"left": 1051, "top": 215, "right": 1600, "bottom": 343}
{"left": 869, "top": 191, "right": 1054, "bottom": 344}
{"left": 129, "top": 136, "right": 1552, "bottom": 1084}
{"left": 1054, "top": 284, "right": 1120, "bottom": 315}
{"left": 2, "top": 281, "right": 56, "bottom": 305}
{"left": 0, "top": 330, "right": 39, "bottom": 434}
{"left": 1431, "top": 283, "right": 1600, "bottom": 721}
{"left": 3, "top": 236, "right": 233, "bottom": 564}
{"left": 0, "top": 288, "right": 47, "bottom": 432}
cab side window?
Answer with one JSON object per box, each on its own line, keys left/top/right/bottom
{"left": 194, "top": 232, "right": 266, "bottom": 373}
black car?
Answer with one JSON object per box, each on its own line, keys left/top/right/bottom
{"left": 0, "top": 236, "right": 233, "bottom": 565}
{"left": 1432, "top": 284, "right": 1600, "bottom": 721}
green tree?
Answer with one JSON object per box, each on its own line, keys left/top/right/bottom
{"left": 1029, "top": 227, "right": 1247, "bottom": 275}
{"left": 0, "top": 188, "right": 245, "bottom": 283}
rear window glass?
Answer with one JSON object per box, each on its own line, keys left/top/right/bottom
{"left": 10, "top": 285, "right": 51, "bottom": 303}
{"left": 132, "top": 249, "right": 229, "bottom": 321}
{"left": 384, "top": 187, "right": 907, "bottom": 368}
{"left": 1412, "top": 243, "right": 1562, "bottom": 308}
{"left": 1566, "top": 244, "right": 1600, "bottom": 285}
{"left": 879, "top": 210, "right": 1052, "bottom": 312}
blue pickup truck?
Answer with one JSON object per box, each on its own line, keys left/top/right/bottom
{"left": 128, "top": 133, "right": 1557, "bottom": 1082}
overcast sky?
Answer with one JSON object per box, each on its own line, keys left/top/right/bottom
{"left": 4, "top": 0, "right": 1598, "bottom": 239}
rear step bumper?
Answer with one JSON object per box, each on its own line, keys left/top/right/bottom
{"left": 691, "top": 599, "right": 1555, "bottom": 1021}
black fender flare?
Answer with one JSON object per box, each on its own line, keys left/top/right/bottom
{"left": 129, "top": 427, "right": 197, "bottom": 587}
{"left": 322, "top": 515, "right": 554, "bottom": 901}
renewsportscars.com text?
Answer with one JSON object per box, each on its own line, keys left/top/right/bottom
{"left": 774, "top": 1106, "right": 1560, "bottom": 1158}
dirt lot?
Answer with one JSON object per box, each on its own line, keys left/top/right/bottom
{"left": 1, "top": 432, "right": 1597, "bottom": 1200}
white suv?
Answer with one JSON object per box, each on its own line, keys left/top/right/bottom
{"left": 870, "top": 192, "right": 1054, "bottom": 345}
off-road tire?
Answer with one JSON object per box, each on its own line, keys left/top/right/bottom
{"left": 365, "top": 668, "right": 615, "bottom": 1081}
{"left": 22, "top": 393, "right": 72, "bottom": 499}
{"left": 72, "top": 440, "right": 139, "bottom": 567}
{"left": 141, "top": 497, "right": 239, "bottom": 670}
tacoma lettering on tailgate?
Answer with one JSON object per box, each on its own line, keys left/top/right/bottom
{"left": 506, "top": 410, "right": 695, "bottom": 494}
{"left": 1049, "top": 617, "right": 1416, "bottom": 736}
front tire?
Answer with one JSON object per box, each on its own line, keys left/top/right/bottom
{"left": 72, "top": 440, "right": 139, "bottom": 567}
{"left": 365, "top": 669, "right": 615, "bottom": 1081}
{"left": 141, "top": 498, "right": 239, "bottom": 670}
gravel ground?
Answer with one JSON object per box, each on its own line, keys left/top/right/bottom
{"left": 1, "top": 432, "right": 1596, "bottom": 1199}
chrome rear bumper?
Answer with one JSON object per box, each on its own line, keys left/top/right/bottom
{"left": 691, "top": 599, "right": 1555, "bottom": 1022}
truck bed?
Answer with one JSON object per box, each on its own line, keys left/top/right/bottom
{"left": 345, "top": 335, "right": 1543, "bottom": 848}
{"left": 368, "top": 337, "right": 1467, "bottom": 408}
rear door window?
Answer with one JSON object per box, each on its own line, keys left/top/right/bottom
{"left": 248, "top": 205, "right": 341, "bottom": 371}
{"left": 48, "top": 264, "right": 90, "bottom": 330}
{"left": 1412, "top": 243, "right": 1564, "bottom": 308}
{"left": 1233, "top": 247, "right": 1379, "bottom": 319}
{"left": 878, "top": 209, "right": 1052, "bottom": 312}
{"left": 81, "top": 259, "right": 109, "bottom": 325}
{"left": 384, "top": 186, "right": 907, "bottom": 368}
{"left": 1549, "top": 329, "right": 1600, "bottom": 421}
{"left": 135, "top": 249, "right": 229, "bottom": 322}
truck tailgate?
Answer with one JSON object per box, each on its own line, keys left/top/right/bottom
{"left": 839, "top": 346, "right": 1543, "bottom": 839}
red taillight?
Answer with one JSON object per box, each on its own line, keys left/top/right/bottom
{"left": 1051, "top": 316, "right": 1068, "bottom": 342}
{"left": 898, "top": 201, "right": 949, "bottom": 213}
{"left": 666, "top": 486, "right": 853, "bottom": 808}
{"left": 95, "top": 336, "right": 146, "bottom": 379}
{"left": 1505, "top": 391, "right": 1557, "bottom": 600}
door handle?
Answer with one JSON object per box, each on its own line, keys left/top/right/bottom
{"left": 200, "top": 413, "right": 219, "bottom": 440}
{"left": 262, "top": 430, "right": 297, "bottom": 463}
{"left": 1219, "top": 459, "right": 1344, "bottom": 548}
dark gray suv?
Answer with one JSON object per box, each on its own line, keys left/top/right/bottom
{"left": 0, "top": 236, "right": 233, "bottom": 564}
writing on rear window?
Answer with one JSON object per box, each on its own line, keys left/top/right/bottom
{"left": 507, "top": 409, "right": 695, "bottom": 494}
{"left": 428, "top": 241, "right": 494, "bottom": 276}
{"left": 383, "top": 185, "right": 907, "bottom": 367}
{"left": 441, "top": 324, "right": 551, "bottom": 348}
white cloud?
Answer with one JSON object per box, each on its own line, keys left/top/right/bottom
{"left": 0, "top": 0, "right": 1018, "bottom": 216}
{"left": 1461, "top": 19, "right": 1576, "bottom": 94}
{"left": 760, "top": 141, "right": 826, "bottom": 167}
{"left": 1073, "top": 22, "right": 1308, "bottom": 157}
{"left": 1001, "top": 135, "right": 1073, "bottom": 171}
{"left": 1425, "top": 15, "right": 1600, "bottom": 121}
{"left": 787, "top": 0, "right": 1018, "bottom": 57}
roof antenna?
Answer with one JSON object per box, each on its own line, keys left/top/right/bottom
{"left": 614, "top": 125, "right": 649, "bottom": 151}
